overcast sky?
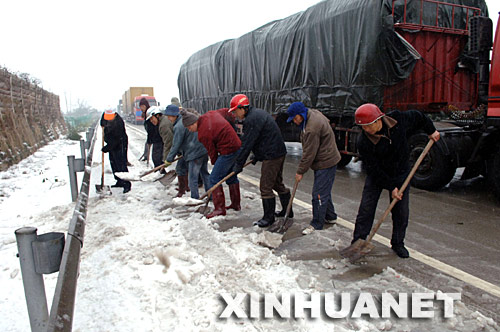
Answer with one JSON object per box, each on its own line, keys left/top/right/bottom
{"left": 2, "top": 0, "right": 499, "bottom": 112}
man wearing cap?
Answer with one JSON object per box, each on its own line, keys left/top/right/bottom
{"left": 184, "top": 108, "right": 242, "bottom": 218}
{"left": 166, "top": 108, "right": 210, "bottom": 199}
{"left": 100, "top": 109, "right": 131, "bottom": 193}
{"left": 143, "top": 105, "right": 164, "bottom": 168}
{"left": 352, "top": 103, "right": 440, "bottom": 258}
{"left": 170, "top": 97, "right": 182, "bottom": 108}
{"left": 163, "top": 104, "right": 189, "bottom": 196}
{"left": 146, "top": 106, "right": 172, "bottom": 168}
{"left": 229, "top": 94, "right": 290, "bottom": 228}
{"left": 286, "top": 102, "right": 341, "bottom": 235}
{"left": 139, "top": 98, "right": 151, "bottom": 162}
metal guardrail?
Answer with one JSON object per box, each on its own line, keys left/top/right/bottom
{"left": 46, "top": 121, "right": 99, "bottom": 331}
{"left": 15, "top": 121, "right": 99, "bottom": 332}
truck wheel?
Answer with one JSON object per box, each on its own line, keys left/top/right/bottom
{"left": 337, "top": 154, "right": 353, "bottom": 168}
{"left": 408, "top": 134, "right": 456, "bottom": 191}
{"left": 487, "top": 150, "right": 500, "bottom": 200}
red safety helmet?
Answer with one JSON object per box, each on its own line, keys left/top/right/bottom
{"left": 229, "top": 94, "right": 250, "bottom": 112}
{"left": 354, "top": 103, "right": 385, "bottom": 125}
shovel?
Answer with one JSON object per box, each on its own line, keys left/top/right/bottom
{"left": 267, "top": 179, "right": 299, "bottom": 233}
{"left": 339, "top": 139, "right": 435, "bottom": 262}
{"left": 95, "top": 127, "right": 112, "bottom": 195}
{"left": 153, "top": 156, "right": 183, "bottom": 186}
{"left": 116, "top": 156, "right": 182, "bottom": 182}
{"left": 185, "top": 160, "right": 253, "bottom": 214}
{"left": 155, "top": 170, "right": 178, "bottom": 186}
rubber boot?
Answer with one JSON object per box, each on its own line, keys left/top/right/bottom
{"left": 123, "top": 181, "right": 131, "bottom": 194}
{"left": 392, "top": 245, "right": 409, "bottom": 258}
{"left": 275, "top": 192, "right": 293, "bottom": 218}
{"left": 254, "top": 197, "right": 276, "bottom": 227}
{"left": 226, "top": 183, "right": 241, "bottom": 211}
{"left": 206, "top": 186, "right": 226, "bottom": 218}
{"left": 176, "top": 175, "right": 188, "bottom": 197}
{"left": 111, "top": 181, "right": 124, "bottom": 188}
{"left": 177, "top": 171, "right": 190, "bottom": 192}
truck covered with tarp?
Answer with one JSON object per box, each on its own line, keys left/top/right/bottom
{"left": 178, "top": 0, "right": 500, "bottom": 197}
{"left": 178, "top": 0, "right": 487, "bottom": 121}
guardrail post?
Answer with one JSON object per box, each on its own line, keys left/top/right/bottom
{"left": 79, "top": 139, "right": 86, "bottom": 163}
{"left": 68, "top": 155, "right": 86, "bottom": 202}
{"left": 67, "top": 155, "right": 78, "bottom": 202}
{"left": 85, "top": 129, "right": 92, "bottom": 150}
{"left": 15, "top": 227, "right": 49, "bottom": 332}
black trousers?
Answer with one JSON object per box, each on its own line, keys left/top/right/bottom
{"left": 151, "top": 142, "right": 164, "bottom": 167}
{"left": 109, "top": 143, "right": 130, "bottom": 186}
{"left": 352, "top": 175, "right": 410, "bottom": 247}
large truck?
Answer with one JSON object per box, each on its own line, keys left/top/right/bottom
{"left": 178, "top": 0, "right": 500, "bottom": 198}
{"left": 121, "top": 87, "right": 158, "bottom": 124}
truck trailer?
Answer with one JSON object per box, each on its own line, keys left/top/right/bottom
{"left": 121, "top": 87, "right": 157, "bottom": 124}
{"left": 178, "top": 0, "right": 500, "bottom": 198}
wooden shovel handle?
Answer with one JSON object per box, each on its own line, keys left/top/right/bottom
{"left": 367, "top": 139, "right": 435, "bottom": 242}
{"left": 139, "top": 155, "right": 182, "bottom": 178}
{"left": 285, "top": 179, "right": 299, "bottom": 219}
{"left": 199, "top": 160, "right": 253, "bottom": 200}
{"left": 274, "top": 179, "right": 299, "bottom": 233}
{"left": 101, "top": 127, "right": 105, "bottom": 185}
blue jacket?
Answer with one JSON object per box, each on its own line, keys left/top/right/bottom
{"left": 166, "top": 115, "right": 208, "bottom": 162}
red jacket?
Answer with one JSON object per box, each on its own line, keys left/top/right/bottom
{"left": 197, "top": 109, "right": 241, "bottom": 164}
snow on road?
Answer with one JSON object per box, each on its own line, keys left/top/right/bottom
{"left": 1, "top": 132, "right": 498, "bottom": 331}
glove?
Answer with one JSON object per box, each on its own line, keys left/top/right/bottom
{"left": 232, "top": 164, "right": 243, "bottom": 175}
{"left": 250, "top": 155, "right": 258, "bottom": 165}
{"left": 102, "top": 145, "right": 110, "bottom": 153}
{"left": 164, "top": 160, "right": 172, "bottom": 167}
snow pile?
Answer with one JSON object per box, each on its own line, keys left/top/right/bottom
{"left": 1, "top": 137, "right": 499, "bottom": 331}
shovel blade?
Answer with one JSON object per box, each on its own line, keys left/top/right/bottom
{"left": 197, "top": 205, "right": 210, "bottom": 215}
{"left": 157, "top": 171, "right": 177, "bottom": 186}
{"left": 267, "top": 221, "right": 282, "bottom": 233}
{"left": 95, "top": 184, "right": 112, "bottom": 195}
{"left": 278, "top": 217, "right": 295, "bottom": 234}
{"left": 339, "top": 239, "right": 375, "bottom": 262}
{"left": 268, "top": 216, "right": 293, "bottom": 233}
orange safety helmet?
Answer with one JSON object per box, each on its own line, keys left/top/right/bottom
{"left": 103, "top": 109, "right": 116, "bottom": 121}
{"left": 228, "top": 94, "right": 250, "bottom": 112}
{"left": 354, "top": 103, "right": 385, "bottom": 125}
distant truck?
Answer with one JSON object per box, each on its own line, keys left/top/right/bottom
{"left": 121, "top": 87, "right": 158, "bottom": 124}
{"left": 178, "top": 0, "right": 500, "bottom": 198}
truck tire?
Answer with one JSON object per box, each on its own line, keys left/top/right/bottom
{"left": 487, "top": 149, "right": 500, "bottom": 200}
{"left": 337, "top": 154, "right": 353, "bottom": 168}
{"left": 408, "top": 134, "right": 456, "bottom": 191}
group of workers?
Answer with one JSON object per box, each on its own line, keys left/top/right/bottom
{"left": 100, "top": 94, "right": 440, "bottom": 259}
